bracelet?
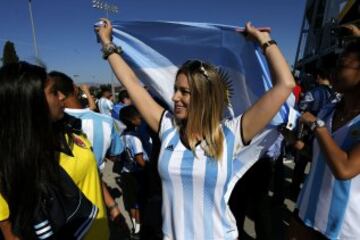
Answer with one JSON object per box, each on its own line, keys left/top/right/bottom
{"left": 108, "top": 202, "right": 118, "bottom": 212}
{"left": 261, "top": 40, "right": 277, "bottom": 53}
{"left": 102, "top": 42, "right": 123, "bottom": 60}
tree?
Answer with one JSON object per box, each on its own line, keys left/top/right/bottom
{"left": 2, "top": 41, "right": 19, "bottom": 66}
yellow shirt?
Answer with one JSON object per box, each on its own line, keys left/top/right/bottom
{"left": 0, "top": 134, "right": 109, "bottom": 240}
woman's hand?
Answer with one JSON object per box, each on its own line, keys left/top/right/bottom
{"left": 339, "top": 24, "right": 360, "bottom": 37}
{"left": 244, "top": 22, "right": 272, "bottom": 45}
{"left": 79, "top": 84, "right": 90, "bottom": 92}
{"left": 95, "top": 18, "right": 113, "bottom": 45}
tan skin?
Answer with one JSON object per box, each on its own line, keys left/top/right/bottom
{"left": 96, "top": 18, "right": 295, "bottom": 146}
{"left": 300, "top": 53, "right": 360, "bottom": 180}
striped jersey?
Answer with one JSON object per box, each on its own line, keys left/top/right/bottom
{"left": 297, "top": 104, "right": 360, "bottom": 239}
{"left": 65, "top": 108, "right": 122, "bottom": 169}
{"left": 98, "top": 97, "right": 114, "bottom": 116}
{"left": 121, "top": 131, "right": 149, "bottom": 173}
{"left": 158, "top": 111, "right": 245, "bottom": 240}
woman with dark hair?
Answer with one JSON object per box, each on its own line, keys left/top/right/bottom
{"left": 0, "top": 62, "right": 109, "bottom": 239}
{"left": 288, "top": 40, "right": 360, "bottom": 239}
{"left": 96, "top": 19, "right": 295, "bottom": 240}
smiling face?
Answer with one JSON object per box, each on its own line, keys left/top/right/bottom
{"left": 44, "top": 78, "right": 65, "bottom": 122}
{"left": 172, "top": 73, "right": 191, "bottom": 121}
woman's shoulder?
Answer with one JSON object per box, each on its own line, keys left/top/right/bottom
{"left": 159, "top": 110, "right": 177, "bottom": 134}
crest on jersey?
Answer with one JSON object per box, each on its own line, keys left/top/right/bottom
{"left": 73, "top": 134, "right": 87, "bottom": 148}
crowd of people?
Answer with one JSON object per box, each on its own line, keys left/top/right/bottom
{"left": 0, "top": 18, "right": 359, "bottom": 240}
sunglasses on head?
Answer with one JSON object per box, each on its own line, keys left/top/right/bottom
{"left": 182, "top": 59, "right": 210, "bottom": 80}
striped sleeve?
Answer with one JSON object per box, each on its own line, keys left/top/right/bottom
{"left": 129, "top": 136, "right": 144, "bottom": 156}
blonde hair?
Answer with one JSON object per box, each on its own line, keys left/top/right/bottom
{"left": 176, "top": 61, "right": 227, "bottom": 160}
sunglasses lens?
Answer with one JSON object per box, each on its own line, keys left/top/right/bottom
{"left": 182, "top": 60, "right": 209, "bottom": 80}
{"left": 183, "top": 60, "right": 202, "bottom": 70}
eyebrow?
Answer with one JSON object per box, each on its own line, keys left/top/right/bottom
{"left": 175, "top": 86, "right": 190, "bottom": 91}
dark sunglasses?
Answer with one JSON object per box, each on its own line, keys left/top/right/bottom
{"left": 182, "top": 59, "right": 210, "bottom": 80}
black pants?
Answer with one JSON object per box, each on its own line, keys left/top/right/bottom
{"left": 120, "top": 172, "right": 141, "bottom": 211}
{"left": 229, "top": 157, "right": 273, "bottom": 240}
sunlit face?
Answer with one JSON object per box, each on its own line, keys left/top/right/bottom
{"left": 333, "top": 53, "right": 360, "bottom": 93}
{"left": 103, "top": 90, "right": 113, "bottom": 100}
{"left": 44, "top": 78, "right": 65, "bottom": 122}
{"left": 172, "top": 73, "right": 191, "bottom": 121}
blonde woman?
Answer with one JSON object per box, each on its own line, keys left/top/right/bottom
{"left": 96, "top": 18, "right": 295, "bottom": 240}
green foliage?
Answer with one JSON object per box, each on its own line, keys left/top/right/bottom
{"left": 2, "top": 41, "right": 19, "bottom": 66}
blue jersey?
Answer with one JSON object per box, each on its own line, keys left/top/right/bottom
{"left": 111, "top": 102, "right": 125, "bottom": 120}
{"left": 65, "top": 108, "right": 122, "bottom": 169}
{"left": 297, "top": 105, "right": 360, "bottom": 239}
{"left": 158, "top": 111, "right": 247, "bottom": 240}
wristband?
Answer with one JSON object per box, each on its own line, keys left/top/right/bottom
{"left": 102, "top": 42, "right": 123, "bottom": 60}
{"left": 261, "top": 40, "right": 277, "bottom": 52}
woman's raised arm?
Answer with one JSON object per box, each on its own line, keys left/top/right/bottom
{"left": 241, "top": 22, "right": 295, "bottom": 144}
{"left": 96, "top": 18, "right": 164, "bottom": 132}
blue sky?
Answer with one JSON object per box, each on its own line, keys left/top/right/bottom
{"left": 0, "top": 0, "right": 306, "bottom": 84}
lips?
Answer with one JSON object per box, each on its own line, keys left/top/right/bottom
{"left": 175, "top": 105, "right": 185, "bottom": 111}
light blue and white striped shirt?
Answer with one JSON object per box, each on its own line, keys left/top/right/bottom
{"left": 98, "top": 97, "right": 114, "bottom": 116}
{"left": 65, "top": 108, "right": 122, "bottom": 169}
{"left": 297, "top": 104, "right": 360, "bottom": 239}
{"left": 158, "top": 111, "right": 246, "bottom": 240}
{"left": 121, "top": 132, "right": 149, "bottom": 173}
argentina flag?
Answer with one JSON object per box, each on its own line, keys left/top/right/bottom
{"left": 110, "top": 20, "right": 296, "bottom": 181}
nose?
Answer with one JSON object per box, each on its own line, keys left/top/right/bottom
{"left": 172, "top": 90, "right": 180, "bottom": 102}
{"left": 58, "top": 91, "right": 66, "bottom": 101}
